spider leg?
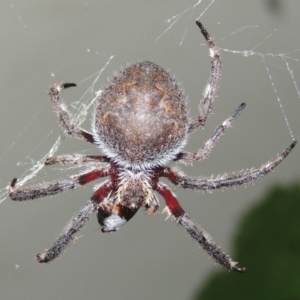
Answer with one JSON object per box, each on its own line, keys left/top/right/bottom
{"left": 45, "top": 154, "right": 110, "bottom": 166}
{"left": 176, "top": 103, "right": 245, "bottom": 163}
{"left": 188, "top": 21, "right": 221, "bottom": 134}
{"left": 166, "top": 141, "right": 296, "bottom": 190}
{"left": 48, "top": 82, "right": 96, "bottom": 144}
{"left": 37, "top": 181, "right": 112, "bottom": 263}
{"left": 9, "top": 167, "right": 109, "bottom": 201}
{"left": 155, "top": 182, "right": 245, "bottom": 272}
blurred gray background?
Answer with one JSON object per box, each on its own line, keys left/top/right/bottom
{"left": 0, "top": 1, "right": 299, "bottom": 299}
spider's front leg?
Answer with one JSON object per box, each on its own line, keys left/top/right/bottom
{"left": 37, "top": 181, "right": 112, "bottom": 263}
{"left": 154, "top": 182, "right": 245, "bottom": 272}
{"left": 48, "top": 82, "right": 96, "bottom": 144}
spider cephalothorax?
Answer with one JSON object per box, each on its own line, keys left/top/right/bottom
{"left": 9, "top": 21, "right": 296, "bottom": 272}
{"left": 97, "top": 167, "right": 159, "bottom": 232}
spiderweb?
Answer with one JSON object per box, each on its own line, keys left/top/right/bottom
{"left": 0, "top": 1, "right": 299, "bottom": 300}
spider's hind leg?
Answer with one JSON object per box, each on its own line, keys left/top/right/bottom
{"left": 45, "top": 154, "right": 110, "bottom": 166}
{"left": 37, "top": 181, "right": 112, "bottom": 263}
{"left": 155, "top": 182, "right": 246, "bottom": 273}
{"left": 9, "top": 167, "right": 109, "bottom": 201}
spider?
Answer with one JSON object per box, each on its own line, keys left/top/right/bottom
{"left": 9, "top": 20, "right": 296, "bottom": 272}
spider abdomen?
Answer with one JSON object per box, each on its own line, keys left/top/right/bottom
{"left": 93, "top": 61, "right": 188, "bottom": 169}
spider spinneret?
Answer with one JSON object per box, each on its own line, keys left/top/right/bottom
{"left": 9, "top": 20, "right": 296, "bottom": 273}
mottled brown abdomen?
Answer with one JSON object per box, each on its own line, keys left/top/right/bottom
{"left": 93, "top": 61, "right": 188, "bottom": 169}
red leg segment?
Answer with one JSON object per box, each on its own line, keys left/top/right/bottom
{"left": 155, "top": 182, "right": 246, "bottom": 272}
{"left": 154, "top": 182, "right": 184, "bottom": 218}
